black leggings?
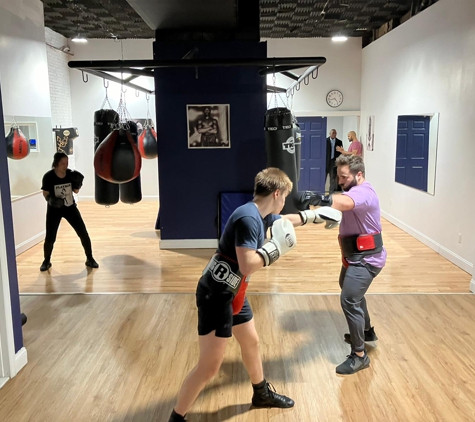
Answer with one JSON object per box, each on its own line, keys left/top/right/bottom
{"left": 44, "top": 204, "right": 93, "bottom": 261}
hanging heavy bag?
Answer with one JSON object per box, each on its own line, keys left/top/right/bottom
{"left": 264, "top": 107, "right": 301, "bottom": 214}
{"left": 138, "top": 126, "right": 158, "bottom": 159}
{"left": 293, "top": 117, "right": 302, "bottom": 183}
{"left": 6, "top": 127, "right": 30, "bottom": 160}
{"left": 94, "top": 128, "right": 142, "bottom": 184}
{"left": 119, "top": 121, "right": 142, "bottom": 204}
{"left": 94, "top": 109, "right": 120, "bottom": 205}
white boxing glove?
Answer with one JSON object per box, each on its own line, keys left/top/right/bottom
{"left": 299, "top": 207, "right": 342, "bottom": 229}
{"left": 257, "top": 218, "right": 297, "bottom": 266}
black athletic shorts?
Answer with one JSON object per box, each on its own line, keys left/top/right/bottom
{"left": 196, "top": 282, "right": 253, "bottom": 338}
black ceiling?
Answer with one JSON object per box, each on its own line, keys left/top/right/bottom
{"left": 41, "top": 0, "right": 438, "bottom": 40}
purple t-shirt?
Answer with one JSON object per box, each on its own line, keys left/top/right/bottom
{"left": 340, "top": 181, "right": 386, "bottom": 268}
{"left": 348, "top": 140, "right": 363, "bottom": 156}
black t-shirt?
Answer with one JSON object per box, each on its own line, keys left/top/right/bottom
{"left": 41, "top": 169, "right": 75, "bottom": 207}
{"left": 218, "top": 201, "right": 280, "bottom": 261}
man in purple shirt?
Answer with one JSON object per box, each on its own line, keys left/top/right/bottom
{"left": 311, "top": 155, "right": 386, "bottom": 374}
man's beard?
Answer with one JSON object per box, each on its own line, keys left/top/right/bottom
{"left": 342, "top": 179, "right": 357, "bottom": 192}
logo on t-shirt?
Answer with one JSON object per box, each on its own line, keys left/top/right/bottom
{"left": 54, "top": 183, "right": 73, "bottom": 207}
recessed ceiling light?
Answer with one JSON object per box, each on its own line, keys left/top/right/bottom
{"left": 332, "top": 36, "right": 348, "bottom": 42}
{"left": 72, "top": 34, "right": 88, "bottom": 43}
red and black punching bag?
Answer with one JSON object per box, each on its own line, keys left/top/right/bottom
{"left": 6, "top": 127, "right": 30, "bottom": 160}
{"left": 138, "top": 126, "right": 158, "bottom": 159}
{"left": 94, "top": 109, "right": 120, "bottom": 206}
{"left": 119, "top": 121, "right": 142, "bottom": 204}
{"left": 94, "top": 127, "right": 142, "bottom": 184}
{"left": 264, "top": 107, "right": 302, "bottom": 214}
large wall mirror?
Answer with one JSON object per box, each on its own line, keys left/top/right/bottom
{"left": 395, "top": 113, "right": 439, "bottom": 195}
{"left": 4, "top": 115, "right": 55, "bottom": 199}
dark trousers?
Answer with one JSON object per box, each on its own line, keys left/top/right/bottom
{"left": 44, "top": 204, "right": 93, "bottom": 261}
{"left": 339, "top": 263, "right": 382, "bottom": 352}
{"left": 326, "top": 162, "right": 338, "bottom": 194}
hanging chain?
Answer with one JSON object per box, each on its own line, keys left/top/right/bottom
{"left": 101, "top": 79, "right": 113, "bottom": 110}
{"left": 145, "top": 94, "right": 152, "bottom": 128}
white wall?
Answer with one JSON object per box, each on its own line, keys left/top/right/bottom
{"left": 266, "top": 38, "right": 362, "bottom": 114}
{"left": 69, "top": 39, "right": 158, "bottom": 199}
{"left": 0, "top": 0, "right": 53, "bottom": 255}
{"left": 11, "top": 192, "right": 46, "bottom": 255}
{"left": 361, "top": 0, "right": 475, "bottom": 274}
{"left": 0, "top": 0, "right": 51, "bottom": 117}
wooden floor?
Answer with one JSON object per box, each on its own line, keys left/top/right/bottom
{"left": 15, "top": 201, "right": 471, "bottom": 294}
{"left": 1, "top": 293, "right": 475, "bottom": 422}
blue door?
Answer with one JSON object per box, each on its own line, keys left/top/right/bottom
{"left": 297, "top": 117, "right": 327, "bottom": 192}
{"left": 396, "top": 116, "right": 430, "bottom": 191}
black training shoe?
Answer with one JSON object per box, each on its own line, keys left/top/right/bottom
{"left": 344, "top": 327, "right": 378, "bottom": 345}
{"left": 168, "top": 409, "right": 186, "bottom": 421}
{"left": 85, "top": 258, "right": 99, "bottom": 268}
{"left": 252, "top": 382, "right": 294, "bottom": 408}
{"left": 40, "top": 260, "right": 52, "bottom": 272}
{"left": 336, "top": 352, "right": 370, "bottom": 375}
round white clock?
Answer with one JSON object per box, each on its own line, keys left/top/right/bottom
{"left": 326, "top": 90, "right": 343, "bottom": 108}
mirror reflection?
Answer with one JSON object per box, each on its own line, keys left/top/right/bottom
{"left": 395, "top": 113, "right": 439, "bottom": 195}
{"left": 4, "top": 116, "right": 55, "bottom": 199}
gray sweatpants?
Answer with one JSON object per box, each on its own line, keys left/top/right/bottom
{"left": 339, "top": 263, "right": 382, "bottom": 352}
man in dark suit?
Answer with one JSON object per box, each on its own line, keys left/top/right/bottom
{"left": 326, "top": 129, "right": 343, "bottom": 194}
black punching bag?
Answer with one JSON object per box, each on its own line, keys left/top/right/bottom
{"left": 94, "top": 109, "right": 119, "bottom": 206}
{"left": 264, "top": 107, "right": 301, "bottom": 214}
{"left": 119, "top": 121, "right": 142, "bottom": 204}
{"left": 293, "top": 117, "right": 302, "bottom": 183}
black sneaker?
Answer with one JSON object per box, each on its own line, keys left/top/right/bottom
{"left": 252, "top": 382, "right": 294, "bottom": 408}
{"left": 168, "top": 409, "right": 186, "bottom": 422}
{"left": 40, "top": 260, "right": 52, "bottom": 272}
{"left": 344, "top": 327, "right": 378, "bottom": 345}
{"left": 85, "top": 258, "right": 99, "bottom": 268}
{"left": 336, "top": 352, "right": 370, "bottom": 375}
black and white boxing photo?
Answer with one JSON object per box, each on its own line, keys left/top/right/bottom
{"left": 187, "top": 104, "right": 230, "bottom": 148}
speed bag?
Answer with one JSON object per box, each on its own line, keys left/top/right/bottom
{"left": 94, "top": 129, "right": 142, "bottom": 184}
{"left": 6, "top": 127, "right": 30, "bottom": 160}
{"left": 138, "top": 127, "right": 158, "bottom": 159}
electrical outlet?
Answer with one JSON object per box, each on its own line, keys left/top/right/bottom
{"left": 458, "top": 233, "right": 462, "bottom": 244}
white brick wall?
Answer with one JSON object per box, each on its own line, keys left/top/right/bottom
{"left": 44, "top": 27, "right": 73, "bottom": 128}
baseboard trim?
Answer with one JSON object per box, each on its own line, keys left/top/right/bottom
{"left": 15, "top": 231, "right": 46, "bottom": 256}
{"left": 381, "top": 211, "right": 473, "bottom": 274}
{"left": 160, "top": 239, "right": 218, "bottom": 249}
{"left": 470, "top": 279, "right": 475, "bottom": 294}
{"left": 78, "top": 196, "right": 159, "bottom": 202}
{"left": 14, "top": 347, "right": 28, "bottom": 374}
{"left": 0, "top": 377, "right": 8, "bottom": 389}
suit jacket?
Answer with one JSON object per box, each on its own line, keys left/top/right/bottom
{"left": 326, "top": 136, "right": 343, "bottom": 172}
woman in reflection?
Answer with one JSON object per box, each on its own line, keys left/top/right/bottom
{"left": 39, "top": 152, "right": 98, "bottom": 271}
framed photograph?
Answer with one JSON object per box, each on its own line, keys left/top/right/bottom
{"left": 366, "top": 115, "right": 375, "bottom": 151}
{"left": 187, "top": 104, "right": 230, "bottom": 149}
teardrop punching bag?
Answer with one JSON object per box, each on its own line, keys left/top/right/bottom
{"left": 138, "top": 126, "right": 158, "bottom": 159}
{"left": 94, "top": 109, "right": 120, "bottom": 205}
{"left": 119, "top": 121, "right": 142, "bottom": 204}
{"left": 6, "top": 127, "right": 30, "bottom": 160}
{"left": 264, "top": 107, "right": 302, "bottom": 214}
{"left": 94, "top": 128, "right": 141, "bottom": 184}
